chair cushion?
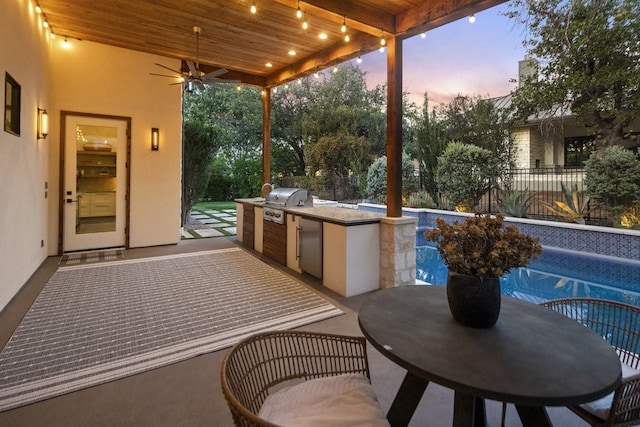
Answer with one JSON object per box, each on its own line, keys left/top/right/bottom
{"left": 579, "top": 361, "right": 640, "bottom": 419}
{"left": 258, "top": 373, "right": 390, "bottom": 427}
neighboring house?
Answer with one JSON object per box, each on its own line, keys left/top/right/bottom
{"left": 493, "top": 57, "right": 639, "bottom": 171}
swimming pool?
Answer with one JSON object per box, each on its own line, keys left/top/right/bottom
{"left": 416, "top": 244, "right": 640, "bottom": 306}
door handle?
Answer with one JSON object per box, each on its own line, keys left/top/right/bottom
{"left": 66, "top": 193, "right": 83, "bottom": 203}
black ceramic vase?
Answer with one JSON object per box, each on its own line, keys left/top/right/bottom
{"left": 446, "top": 271, "right": 501, "bottom": 328}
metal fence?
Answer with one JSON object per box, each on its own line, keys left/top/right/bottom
{"left": 281, "top": 167, "right": 611, "bottom": 225}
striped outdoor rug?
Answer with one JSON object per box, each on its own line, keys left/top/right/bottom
{"left": 0, "top": 248, "right": 343, "bottom": 412}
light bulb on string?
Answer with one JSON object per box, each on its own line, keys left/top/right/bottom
{"left": 341, "top": 17, "right": 347, "bottom": 33}
{"left": 250, "top": 2, "right": 256, "bottom": 14}
{"left": 469, "top": 14, "right": 476, "bottom": 23}
{"left": 296, "top": 0, "right": 302, "bottom": 18}
{"left": 302, "top": 13, "right": 308, "bottom": 30}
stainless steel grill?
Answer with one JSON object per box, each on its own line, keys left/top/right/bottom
{"left": 263, "top": 188, "right": 312, "bottom": 224}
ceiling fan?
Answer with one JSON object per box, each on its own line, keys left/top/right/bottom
{"left": 151, "top": 26, "right": 239, "bottom": 90}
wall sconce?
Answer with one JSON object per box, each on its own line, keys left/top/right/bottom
{"left": 151, "top": 127, "right": 159, "bottom": 151}
{"left": 37, "top": 108, "right": 49, "bottom": 139}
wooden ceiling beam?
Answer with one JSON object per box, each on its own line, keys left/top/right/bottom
{"left": 264, "top": 32, "right": 381, "bottom": 87}
{"left": 395, "top": 0, "right": 508, "bottom": 39}
{"left": 271, "top": 0, "right": 395, "bottom": 36}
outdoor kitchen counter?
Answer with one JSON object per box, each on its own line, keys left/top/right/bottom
{"left": 286, "top": 206, "right": 382, "bottom": 297}
{"left": 235, "top": 197, "right": 265, "bottom": 206}
{"left": 285, "top": 206, "right": 383, "bottom": 226}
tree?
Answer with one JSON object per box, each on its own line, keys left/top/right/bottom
{"left": 182, "top": 121, "right": 220, "bottom": 224}
{"left": 437, "top": 94, "right": 514, "bottom": 170}
{"left": 306, "top": 132, "right": 370, "bottom": 200}
{"left": 506, "top": 0, "right": 640, "bottom": 149}
{"left": 436, "top": 142, "right": 500, "bottom": 212}
{"left": 584, "top": 146, "right": 640, "bottom": 220}
{"left": 415, "top": 94, "right": 448, "bottom": 206}
{"left": 299, "top": 65, "right": 386, "bottom": 173}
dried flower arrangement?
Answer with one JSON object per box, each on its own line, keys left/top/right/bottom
{"left": 424, "top": 213, "right": 543, "bottom": 278}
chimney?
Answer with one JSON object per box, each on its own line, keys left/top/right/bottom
{"left": 518, "top": 56, "right": 538, "bottom": 87}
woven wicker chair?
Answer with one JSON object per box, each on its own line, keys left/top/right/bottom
{"left": 220, "top": 330, "right": 381, "bottom": 427}
{"left": 540, "top": 298, "right": 640, "bottom": 427}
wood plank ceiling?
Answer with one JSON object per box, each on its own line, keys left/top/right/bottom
{"left": 37, "top": 0, "right": 506, "bottom": 88}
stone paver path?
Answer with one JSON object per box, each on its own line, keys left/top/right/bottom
{"left": 182, "top": 207, "right": 237, "bottom": 239}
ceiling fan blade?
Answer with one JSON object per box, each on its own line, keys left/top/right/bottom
{"left": 150, "top": 73, "right": 181, "bottom": 79}
{"left": 186, "top": 61, "right": 200, "bottom": 79}
{"left": 154, "top": 63, "right": 183, "bottom": 75}
{"left": 203, "top": 68, "right": 228, "bottom": 79}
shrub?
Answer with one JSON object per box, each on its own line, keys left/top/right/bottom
{"left": 365, "top": 153, "right": 416, "bottom": 201}
{"left": 584, "top": 146, "right": 640, "bottom": 219}
{"left": 435, "top": 142, "right": 500, "bottom": 212}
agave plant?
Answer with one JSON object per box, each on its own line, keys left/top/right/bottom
{"left": 497, "top": 188, "right": 535, "bottom": 218}
{"left": 541, "top": 183, "right": 591, "bottom": 224}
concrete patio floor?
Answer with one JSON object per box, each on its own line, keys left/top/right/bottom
{"left": 0, "top": 237, "right": 588, "bottom": 426}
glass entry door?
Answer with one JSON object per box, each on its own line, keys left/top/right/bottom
{"left": 63, "top": 115, "right": 128, "bottom": 252}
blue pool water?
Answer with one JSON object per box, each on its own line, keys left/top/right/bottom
{"left": 416, "top": 244, "right": 640, "bottom": 307}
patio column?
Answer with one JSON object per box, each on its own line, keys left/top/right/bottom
{"left": 386, "top": 35, "right": 403, "bottom": 218}
{"left": 379, "top": 35, "right": 416, "bottom": 288}
{"left": 262, "top": 88, "right": 271, "bottom": 186}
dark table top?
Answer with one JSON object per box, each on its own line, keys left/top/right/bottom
{"left": 359, "top": 286, "right": 622, "bottom": 406}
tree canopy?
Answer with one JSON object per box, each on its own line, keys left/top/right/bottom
{"left": 507, "top": 0, "right": 640, "bottom": 149}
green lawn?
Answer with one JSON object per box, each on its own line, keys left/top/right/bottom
{"left": 192, "top": 201, "right": 237, "bottom": 210}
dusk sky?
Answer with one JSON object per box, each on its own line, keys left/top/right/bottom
{"left": 354, "top": 3, "right": 527, "bottom": 107}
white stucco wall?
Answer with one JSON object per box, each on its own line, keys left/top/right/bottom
{"left": 1, "top": 1, "right": 183, "bottom": 311}
{"left": 48, "top": 40, "right": 183, "bottom": 250}
{"left": 0, "top": 0, "right": 51, "bottom": 310}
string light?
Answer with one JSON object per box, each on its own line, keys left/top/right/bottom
{"left": 341, "top": 17, "right": 347, "bottom": 33}
{"left": 380, "top": 30, "right": 386, "bottom": 46}
{"left": 302, "top": 13, "right": 308, "bottom": 30}
{"left": 421, "top": 32, "right": 426, "bottom": 39}
{"left": 296, "top": 0, "right": 302, "bottom": 19}
{"left": 250, "top": 2, "right": 256, "bottom": 14}
{"left": 35, "top": 5, "right": 42, "bottom": 13}
{"left": 356, "top": 56, "right": 362, "bottom": 64}
{"left": 344, "top": 34, "right": 350, "bottom": 42}
{"left": 379, "top": 46, "right": 385, "bottom": 53}
{"left": 319, "top": 32, "right": 327, "bottom": 40}
{"left": 469, "top": 14, "right": 476, "bottom": 23}
{"left": 333, "top": 66, "right": 338, "bottom": 73}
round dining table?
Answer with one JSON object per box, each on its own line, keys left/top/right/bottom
{"left": 358, "top": 285, "right": 622, "bottom": 427}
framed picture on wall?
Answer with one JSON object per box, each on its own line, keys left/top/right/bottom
{"left": 4, "top": 72, "right": 21, "bottom": 136}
